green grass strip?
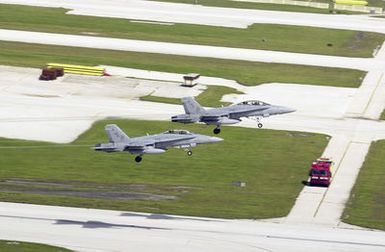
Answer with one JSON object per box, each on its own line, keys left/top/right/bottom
{"left": 0, "top": 41, "right": 365, "bottom": 87}
{"left": 0, "top": 119, "right": 328, "bottom": 219}
{"left": 0, "top": 240, "right": 71, "bottom": 252}
{"left": 150, "top": 0, "right": 354, "bottom": 13}
{"left": 141, "top": 86, "right": 243, "bottom": 107}
{"left": 0, "top": 4, "right": 382, "bottom": 57}
{"left": 342, "top": 140, "right": 385, "bottom": 231}
{"left": 140, "top": 95, "right": 181, "bottom": 105}
{"left": 380, "top": 109, "right": 385, "bottom": 120}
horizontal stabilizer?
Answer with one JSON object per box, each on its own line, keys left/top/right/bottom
{"left": 93, "top": 143, "right": 117, "bottom": 152}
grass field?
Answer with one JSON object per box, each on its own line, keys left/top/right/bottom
{"left": 0, "top": 4, "right": 382, "bottom": 57}
{"left": 0, "top": 240, "right": 71, "bottom": 252}
{"left": 342, "top": 140, "right": 385, "bottom": 231}
{"left": 0, "top": 41, "right": 365, "bottom": 87}
{"left": 152, "top": 0, "right": 383, "bottom": 9}
{"left": 150, "top": 0, "right": 353, "bottom": 13}
{"left": 294, "top": 0, "right": 384, "bottom": 6}
{"left": 141, "top": 86, "right": 243, "bottom": 107}
{"left": 380, "top": 109, "right": 385, "bottom": 120}
{"left": 0, "top": 119, "right": 328, "bottom": 219}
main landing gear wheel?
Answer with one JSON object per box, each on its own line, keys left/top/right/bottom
{"left": 257, "top": 123, "right": 263, "bottom": 128}
{"left": 135, "top": 156, "right": 142, "bottom": 163}
{"left": 213, "top": 128, "right": 221, "bottom": 134}
{"left": 187, "top": 150, "right": 193, "bottom": 156}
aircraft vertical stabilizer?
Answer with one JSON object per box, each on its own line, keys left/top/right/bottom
{"left": 105, "top": 124, "right": 130, "bottom": 143}
{"left": 182, "top": 97, "right": 206, "bottom": 115}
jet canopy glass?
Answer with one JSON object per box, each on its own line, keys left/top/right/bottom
{"left": 163, "top": 130, "right": 192, "bottom": 135}
{"left": 237, "top": 100, "right": 270, "bottom": 106}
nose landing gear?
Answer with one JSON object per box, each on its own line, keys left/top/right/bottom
{"left": 135, "top": 156, "right": 143, "bottom": 163}
{"left": 213, "top": 127, "right": 221, "bottom": 134}
{"left": 250, "top": 116, "right": 263, "bottom": 128}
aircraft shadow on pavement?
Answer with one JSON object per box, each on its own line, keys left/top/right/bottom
{"left": 121, "top": 213, "right": 222, "bottom": 222}
{"left": 55, "top": 219, "right": 170, "bottom": 230}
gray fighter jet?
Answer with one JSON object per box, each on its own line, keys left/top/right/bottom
{"left": 94, "top": 124, "right": 223, "bottom": 162}
{"left": 171, "top": 97, "right": 295, "bottom": 134}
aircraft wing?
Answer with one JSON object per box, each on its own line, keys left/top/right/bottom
{"left": 228, "top": 107, "right": 267, "bottom": 118}
{"left": 124, "top": 142, "right": 166, "bottom": 154}
{"left": 200, "top": 115, "right": 223, "bottom": 122}
{"left": 125, "top": 135, "right": 196, "bottom": 153}
{"left": 202, "top": 107, "right": 266, "bottom": 120}
{"left": 154, "top": 135, "right": 196, "bottom": 148}
{"left": 201, "top": 115, "right": 240, "bottom": 125}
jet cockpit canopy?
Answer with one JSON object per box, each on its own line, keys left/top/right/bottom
{"left": 238, "top": 100, "right": 269, "bottom": 106}
{"left": 163, "top": 129, "right": 192, "bottom": 135}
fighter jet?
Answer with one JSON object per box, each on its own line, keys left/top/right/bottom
{"left": 171, "top": 97, "right": 295, "bottom": 134}
{"left": 94, "top": 124, "right": 223, "bottom": 162}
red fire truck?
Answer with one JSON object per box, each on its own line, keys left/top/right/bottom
{"left": 308, "top": 157, "right": 333, "bottom": 187}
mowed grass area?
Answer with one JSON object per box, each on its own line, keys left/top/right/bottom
{"left": 141, "top": 86, "right": 243, "bottom": 107}
{"left": 307, "top": 0, "right": 385, "bottom": 7}
{"left": 0, "top": 240, "right": 71, "bottom": 252}
{"left": 342, "top": 140, "right": 385, "bottom": 231}
{"left": 0, "top": 4, "right": 382, "bottom": 57}
{"left": 380, "top": 109, "right": 385, "bottom": 120}
{"left": 150, "top": 0, "right": 351, "bottom": 13}
{"left": 0, "top": 120, "right": 328, "bottom": 219}
{"left": 0, "top": 41, "right": 365, "bottom": 87}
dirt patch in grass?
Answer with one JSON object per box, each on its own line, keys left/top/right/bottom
{"left": 0, "top": 179, "right": 184, "bottom": 201}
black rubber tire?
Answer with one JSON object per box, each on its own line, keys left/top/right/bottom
{"left": 187, "top": 151, "right": 193, "bottom": 156}
{"left": 257, "top": 123, "right": 263, "bottom": 128}
{"left": 213, "top": 128, "right": 221, "bottom": 134}
{"left": 135, "top": 156, "right": 142, "bottom": 163}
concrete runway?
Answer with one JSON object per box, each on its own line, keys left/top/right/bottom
{"left": 0, "top": 29, "right": 380, "bottom": 71}
{"left": 2, "top": 0, "right": 385, "bottom": 31}
{"left": 1, "top": 202, "right": 385, "bottom": 252}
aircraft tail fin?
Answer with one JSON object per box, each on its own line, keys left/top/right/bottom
{"left": 182, "top": 97, "right": 206, "bottom": 115}
{"left": 105, "top": 124, "right": 130, "bottom": 143}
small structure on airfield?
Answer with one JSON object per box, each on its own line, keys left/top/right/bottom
{"left": 182, "top": 73, "right": 200, "bottom": 87}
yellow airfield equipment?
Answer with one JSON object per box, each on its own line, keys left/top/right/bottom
{"left": 334, "top": 0, "right": 368, "bottom": 5}
{"left": 47, "top": 63, "right": 105, "bottom": 76}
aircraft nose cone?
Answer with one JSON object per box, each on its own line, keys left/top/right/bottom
{"left": 209, "top": 136, "right": 223, "bottom": 143}
{"left": 280, "top": 106, "right": 296, "bottom": 114}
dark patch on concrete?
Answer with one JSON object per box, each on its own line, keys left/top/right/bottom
{"left": 55, "top": 219, "right": 171, "bottom": 230}
{"left": 121, "top": 212, "right": 221, "bottom": 222}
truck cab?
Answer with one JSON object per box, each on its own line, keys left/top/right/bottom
{"left": 308, "top": 157, "right": 333, "bottom": 187}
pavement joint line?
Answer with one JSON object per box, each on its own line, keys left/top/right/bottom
{"left": 312, "top": 140, "right": 352, "bottom": 218}
{"left": 362, "top": 72, "right": 384, "bottom": 116}
{"left": 266, "top": 235, "right": 385, "bottom": 248}
{"left": 351, "top": 140, "right": 371, "bottom": 145}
